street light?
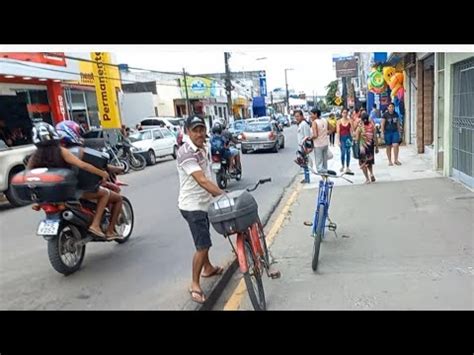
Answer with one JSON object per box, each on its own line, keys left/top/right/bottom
{"left": 285, "top": 68, "right": 294, "bottom": 115}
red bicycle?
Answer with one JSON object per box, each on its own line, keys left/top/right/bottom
{"left": 209, "top": 178, "right": 280, "bottom": 310}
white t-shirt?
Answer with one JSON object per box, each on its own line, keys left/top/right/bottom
{"left": 177, "top": 140, "right": 213, "bottom": 212}
{"left": 297, "top": 120, "right": 312, "bottom": 145}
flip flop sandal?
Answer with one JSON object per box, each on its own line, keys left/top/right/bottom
{"left": 88, "top": 227, "right": 106, "bottom": 238}
{"left": 189, "top": 289, "right": 206, "bottom": 304}
{"left": 201, "top": 266, "right": 224, "bottom": 278}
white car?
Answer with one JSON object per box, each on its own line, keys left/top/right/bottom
{"left": 0, "top": 144, "right": 37, "bottom": 206}
{"left": 140, "top": 117, "right": 184, "bottom": 133}
{"left": 129, "top": 128, "right": 178, "bottom": 165}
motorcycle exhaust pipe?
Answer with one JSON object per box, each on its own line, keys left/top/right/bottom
{"left": 62, "top": 209, "right": 91, "bottom": 228}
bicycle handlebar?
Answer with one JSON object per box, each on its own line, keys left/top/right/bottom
{"left": 246, "top": 177, "right": 272, "bottom": 192}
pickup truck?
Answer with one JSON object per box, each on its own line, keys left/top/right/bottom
{"left": 0, "top": 143, "right": 37, "bottom": 206}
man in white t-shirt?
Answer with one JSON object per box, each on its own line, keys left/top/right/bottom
{"left": 177, "top": 115, "right": 224, "bottom": 304}
{"left": 295, "top": 109, "right": 312, "bottom": 183}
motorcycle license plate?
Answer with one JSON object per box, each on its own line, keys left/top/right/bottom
{"left": 37, "top": 220, "right": 60, "bottom": 236}
{"left": 212, "top": 162, "right": 221, "bottom": 172}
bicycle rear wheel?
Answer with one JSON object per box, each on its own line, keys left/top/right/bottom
{"left": 312, "top": 204, "right": 325, "bottom": 272}
{"left": 243, "top": 237, "right": 266, "bottom": 310}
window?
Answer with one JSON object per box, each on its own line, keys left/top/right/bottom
{"left": 153, "top": 130, "right": 163, "bottom": 139}
{"left": 161, "top": 129, "right": 174, "bottom": 138}
{"left": 218, "top": 107, "right": 223, "bottom": 118}
{"left": 214, "top": 106, "right": 218, "bottom": 115}
{"left": 223, "top": 107, "right": 227, "bottom": 119}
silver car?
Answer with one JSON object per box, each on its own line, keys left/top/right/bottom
{"left": 241, "top": 122, "right": 285, "bottom": 154}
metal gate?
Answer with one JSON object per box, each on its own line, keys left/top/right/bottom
{"left": 452, "top": 57, "right": 474, "bottom": 188}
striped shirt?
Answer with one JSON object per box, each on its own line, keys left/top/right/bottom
{"left": 177, "top": 140, "right": 213, "bottom": 212}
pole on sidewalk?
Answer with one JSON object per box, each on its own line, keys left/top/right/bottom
{"left": 183, "top": 68, "right": 192, "bottom": 117}
{"left": 224, "top": 52, "right": 233, "bottom": 125}
{"left": 285, "top": 69, "right": 289, "bottom": 115}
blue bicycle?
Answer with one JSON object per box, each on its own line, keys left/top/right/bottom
{"left": 308, "top": 168, "right": 354, "bottom": 271}
{"left": 295, "top": 144, "right": 354, "bottom": 271}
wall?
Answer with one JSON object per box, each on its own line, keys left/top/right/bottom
{"left": 120, "top": 92, "right": 155, "bottom": 127}
{"left": 442, "top": 53, "right": 474, "bottom": 179}
{"left": 155, "top": 80, "right": 182, "bottom": 117}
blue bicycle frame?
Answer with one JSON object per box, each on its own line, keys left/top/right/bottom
{"left": 312, "top": 176, "right": 334, "bottom": 240}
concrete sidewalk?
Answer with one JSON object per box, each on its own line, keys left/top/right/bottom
{"left": 303, "top": 144, "right": 441, "bottom": 188}
{"left": 235, "top": 175, "right": 474, "bottom": 310}
{"left": 223, "top": 145, "right": 474, "bottom": 310}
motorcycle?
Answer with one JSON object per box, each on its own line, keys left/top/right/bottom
{"left": 211, "top": 148, "right": 242, "bottom": 189}
{"left": 11, "top": 168, "right": 134, "bottom": 276}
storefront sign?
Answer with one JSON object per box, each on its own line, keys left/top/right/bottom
{"left": 90, "top": 52, "right": 122, "bottom": 129}
{"left": 0, "top": 52, "right": 67, "bottom": 67}
{"left": 336, "top": 58, "right": 358, "bottom": 78}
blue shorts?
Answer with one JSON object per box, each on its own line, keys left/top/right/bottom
{"left": 223, "top": 147, "right": 238, "bottom": 159}
{"left": 384, "top": 131, "right": 400, "bottom": 146}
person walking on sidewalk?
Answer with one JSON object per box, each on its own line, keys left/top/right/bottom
{"left": 295, "top": 110, "right": 313, "bottom": 183}
{"left": 177, "top": 115, "right": 225, "bottom": 304}
{"left": 336, "top": 108, "right": 353, "bottom": 173}
{"left": 327, "top": 113, "right": 337, "bottom": 147}
{"left": 355, "top": 112, "right": 379, "bottom": 183}
{"left": 381, "top": 103, "right": 402, "bottom": 166}
{"left": 310, "top": 108, "right": 329, "bottom": 173}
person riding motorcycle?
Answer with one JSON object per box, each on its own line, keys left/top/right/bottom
{"left": 55, "top": 120, "right": 123, "bottom": 239}
{"left": 210, "top": 122, "right": 241, "bottom": 173}
{"left": 27, "top": 122, "right": 115, "bottom": 239}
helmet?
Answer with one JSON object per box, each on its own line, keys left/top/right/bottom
{"left": 303, "top": 137, "right": 314, "bottom": 152}
{"left": 55, "top": 120, "right": 84, "bottom": 146}
{"left": 294, "top": 149, "right": 308, "bottom": 168}
{"left": 31, "top": 122, "right": 61, "bottom": 146}
{"left": 212, "top": 122, "right": 223, "bottom": 134}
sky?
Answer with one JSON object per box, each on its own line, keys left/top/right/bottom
{"left": 114, "top": 45, "right": 339, "bottom": 97}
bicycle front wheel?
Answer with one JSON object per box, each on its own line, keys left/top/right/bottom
{"left": 243, "top": 237, "right": 266, "bottom": 310}
{"left": 312, "top": 204, "right": 325, "bottom": 272}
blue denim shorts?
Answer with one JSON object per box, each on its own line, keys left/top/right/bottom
{"left": 384, "top": 131, "right": 400, "bottom": 146}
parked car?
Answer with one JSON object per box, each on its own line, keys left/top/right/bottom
{"left": 140, "top": 117, "right": 185, "bottom": 145}
{"left": 240, "top": 121, "right": 285, "bottom": 154}
{"left": 128, "top": 127, "right": 178, "bottom": 165}
{"left": 0, "top": 143, "right": 37, "bottom": 206}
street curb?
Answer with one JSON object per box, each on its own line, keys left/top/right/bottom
{"left": 193, "top": 173, "right": 301, "bottom": 311}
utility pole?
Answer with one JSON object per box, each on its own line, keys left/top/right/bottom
{"left": 284, "top": 68, "right": 293, "bottom": 115}
{"left": 183, "top": 68, "right": 192, "bottom": 117}
{"left": 285, "top": 69, "right": 289, "bottom": 115}
{"left": 224, "top": 52, "right": 233, "bottom": 124}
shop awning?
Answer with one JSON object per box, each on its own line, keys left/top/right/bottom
{"left": 0, "top": 58, "right": 77, "bottom": 81}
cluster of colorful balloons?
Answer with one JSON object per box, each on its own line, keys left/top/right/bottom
{"left": 368, "top": 65, "right": 387, "bottom": 94}
{"left": 383, "top": 66, "right": 404, "bottom": 100}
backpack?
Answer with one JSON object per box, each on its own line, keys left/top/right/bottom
{"left": 210, "top": 134, "right": 226, "bottom": 155}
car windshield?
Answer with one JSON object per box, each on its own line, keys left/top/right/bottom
{"left": 129, "top": 130, "right": 152, "bottom": 142}
{"left": 234, "top": 121, "right": 246, "bottom": 130}
{"left": 167, "top": 118, "right": 184, "bottom": 126}
{"left": 245, "top": 123, "right": 272, "bottom": 132}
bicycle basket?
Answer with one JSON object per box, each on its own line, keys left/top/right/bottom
{"left": 208, "top": 190, "right": 258, "bottom": 236}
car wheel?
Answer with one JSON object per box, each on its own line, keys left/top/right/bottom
{"left": 148, "top": 150, "right": 156, "bottom": 165}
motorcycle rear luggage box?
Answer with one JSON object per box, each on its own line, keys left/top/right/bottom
{"left": 208, "top": 190, "right": 258, "bottom": 236}
{"left": 11, "top": 168, "right": 77, "bottom": 203}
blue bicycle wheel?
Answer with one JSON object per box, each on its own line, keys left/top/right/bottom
{"left": 312, "top": 204, "right": 325, "bottom": 272}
